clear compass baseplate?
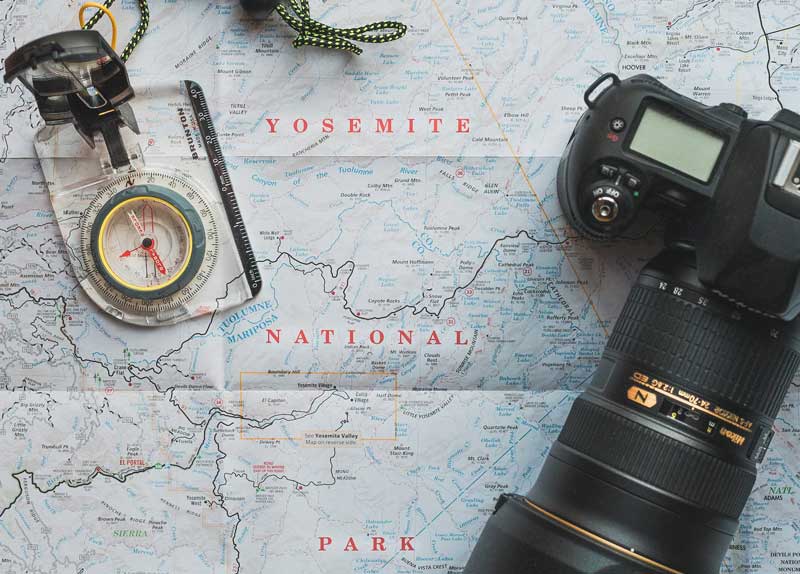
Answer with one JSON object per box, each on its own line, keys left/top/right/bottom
{"left": 33, "top": 85, "right": 257, "bottom": 326}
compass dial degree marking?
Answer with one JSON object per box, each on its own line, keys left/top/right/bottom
{"left": 80, "top": 173, "right": 219, "bottom": 313}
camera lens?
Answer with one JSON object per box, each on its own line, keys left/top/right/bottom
{"left": 464, "top": 250, "right": 800, "bottom": 574}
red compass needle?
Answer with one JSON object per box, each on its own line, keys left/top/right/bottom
{"left": 120, "top": 245, "right": 144, "bottom": 258}
{"left": 145, "top": 245, "right": 167, "bottom": 275}
{"left": 128, "top": 210, "right": 146, "bottom": 237}
{"left": 125, "top": 206, "right": 166, "bottom": 275}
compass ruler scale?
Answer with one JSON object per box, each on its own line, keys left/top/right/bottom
{"left": 185, "top": 80, "right": 262, "bottom": 297}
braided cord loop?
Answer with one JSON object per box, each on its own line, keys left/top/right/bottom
{"left": 120, "top": 0, "right": 150, "bottom": 61}
{"left": 81, "top": 0, "right": 115, "bottom": 30}
{"left": 275, "top": 0, "right": 407, "bottom": 55}
{"left": 81, "top": 0, "right": 149, "bottom": 61}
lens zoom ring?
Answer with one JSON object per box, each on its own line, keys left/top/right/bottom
{"left": 559, "top": 398, "right": 755, "bottom": 517}
{"left": 607, "top": 285, "right": 800, "bottom": 418}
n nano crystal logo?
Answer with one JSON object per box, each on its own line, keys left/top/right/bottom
{"left": 627, "top": 386, "right": 658, "bottom": 409}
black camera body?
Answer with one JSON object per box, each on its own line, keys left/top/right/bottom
{"left": 559, "top": 73, "right": 800, "bottom": 319}
{"left": 464, "top": 75, "right": 800, "bottom": 574}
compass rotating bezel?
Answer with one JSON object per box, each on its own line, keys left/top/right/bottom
{"left": 90, "top": 184, "right": 207, "bottom": 301}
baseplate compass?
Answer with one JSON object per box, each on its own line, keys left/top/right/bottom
{"left": 53, "top": 92, "right": 259, "bottom": 326}
{"left": 6, "top": 32, "right": 261, "bottom": 326}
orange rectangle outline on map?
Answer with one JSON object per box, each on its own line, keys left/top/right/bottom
{"left": 238, "top": 371, "right": 398, "bottom": 443}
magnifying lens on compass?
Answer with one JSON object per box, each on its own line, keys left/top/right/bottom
{"left": 90, "top": 185, "right": 207, "bottom": 301}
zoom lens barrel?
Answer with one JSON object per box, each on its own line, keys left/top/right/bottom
{"left": 464, "top": 250, "right": 800, "bottom": 574}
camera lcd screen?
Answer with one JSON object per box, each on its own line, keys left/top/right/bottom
{"left": 629, "top": 106, "right": 725, "bottom": 182}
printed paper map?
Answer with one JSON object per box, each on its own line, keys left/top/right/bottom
{"left": 0, "top": 1, "right": 798, "bottom": 572}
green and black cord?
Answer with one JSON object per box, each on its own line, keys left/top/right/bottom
{"left": 275, "top": 0, "right": 407, "bottom": 55}
{"left": 82, "top": 0, "right": 405, "bottom": 61}
{"left": 81, "top": 0, "right": 149, "bottom": 61}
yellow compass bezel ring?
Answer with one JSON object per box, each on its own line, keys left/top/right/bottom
{"left": 90, "top": 185, "right": 206, "bottom": 301}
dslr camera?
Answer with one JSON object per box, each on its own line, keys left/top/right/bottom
{"left": 464, "top": 73, "right": 800, "bottom": 574}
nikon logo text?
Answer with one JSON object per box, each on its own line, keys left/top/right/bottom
{"left": 720, "top": 427, "right": 746, "bottom": 446}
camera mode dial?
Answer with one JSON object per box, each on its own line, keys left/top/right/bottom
{"left": 583, "top": 179, "right": 637, "bottom": 234}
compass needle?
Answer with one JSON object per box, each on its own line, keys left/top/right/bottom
{"left": 121, "top": 243, "right": 145, "bottom": 258}
{"left": 146, "top": 246, "right": 168, "bottom": 275}
{"left": 128, "top": 210, "right": 146, "bottom": 237}
{"left": 89, "top": 178, "right": 215, "bottom": 309}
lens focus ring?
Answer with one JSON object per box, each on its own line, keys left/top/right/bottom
{"left": 559, "top": 397, "right": 756, "bottom": 517}
{"left": 607, "top": 284, "right": 800, "bottom": 418}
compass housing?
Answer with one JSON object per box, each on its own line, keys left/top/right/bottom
{"left": 90, "top": 185, "right": 207, "bottom": 301}
{"left": 74, "top": 169, "right": 222, "bottom": 324}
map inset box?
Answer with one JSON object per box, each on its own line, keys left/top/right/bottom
{"left": 238, "top": 371, "right": 399, "bottom": 444}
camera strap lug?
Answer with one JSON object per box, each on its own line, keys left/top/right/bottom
{"left": 584, "top": 73, "right": 620, "bottom": 109}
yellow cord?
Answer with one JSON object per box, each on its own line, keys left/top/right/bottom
{"left": 78, "top": 2, "right": 117, "bottom": 50}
